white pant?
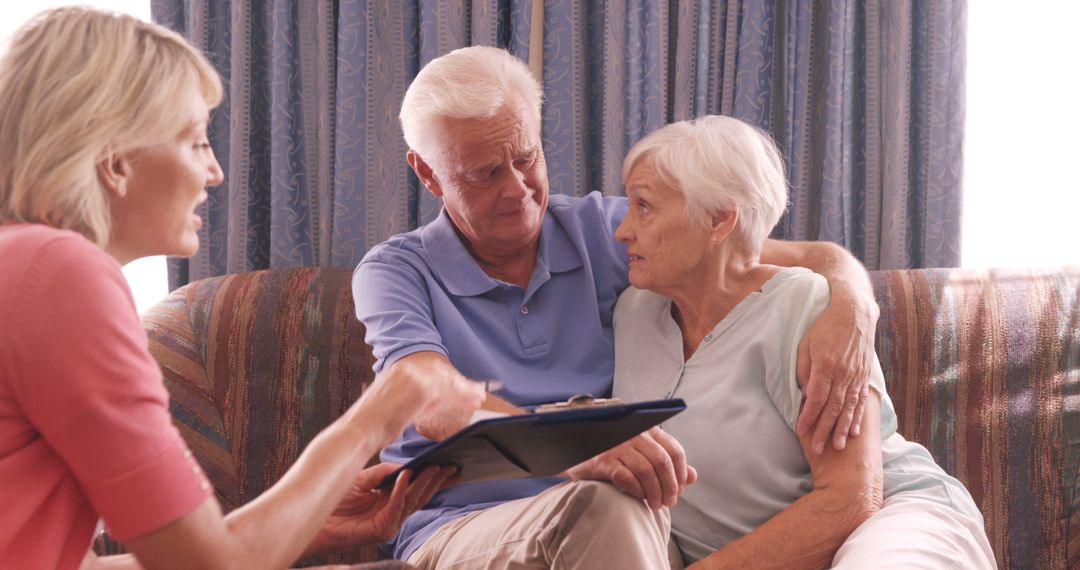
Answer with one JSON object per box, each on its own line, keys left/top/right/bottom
{"left": 407, "top": 481, "right": 674, "bottom": 570}
{"left": 831, "top": 493, "right": 996, "bottom": 569}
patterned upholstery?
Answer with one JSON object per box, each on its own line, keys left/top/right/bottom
{"left": 870, "top": 268, "right": 1080, "bottom": 569}
{"left": 138, "top": 266, "right": 1080, "bottom": 568}
{"left": 142, "top": 268, "right": 378, "bottom": 565}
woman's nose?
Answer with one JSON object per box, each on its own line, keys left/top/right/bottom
{"left": 614, "top": 217, "right": 632, "bottom": 243}
{"left": 207, "top": 151, "right": 225, "bottom": 187}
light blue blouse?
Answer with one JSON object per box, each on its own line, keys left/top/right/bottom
{"left": 613, "top": 268, "right": 981, "bottom": 563}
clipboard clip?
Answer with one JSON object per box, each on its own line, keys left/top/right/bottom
{"left": 534, "top": 394, "right": 624, "bottom": 414}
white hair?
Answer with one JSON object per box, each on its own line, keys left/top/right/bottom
{"left": 399, "top": 46, "right": 542, "bottom": 159}
{"left": 622, "top": 115, "right": 788, "bottom": 253}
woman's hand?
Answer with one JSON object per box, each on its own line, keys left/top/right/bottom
{"left": 305, "top": 463, "right": 459, "bottom": 556}
{"left": 352, "top": 352, "right": 487, "bottom": 447}
{"left": 565, "top": 427, "right": 697, "bottom": 510}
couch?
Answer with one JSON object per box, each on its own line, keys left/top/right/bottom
{"left": 118, "top": 266, "right": 1080, "bottom": 568}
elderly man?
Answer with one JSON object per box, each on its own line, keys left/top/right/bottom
{"left": 353, "top": 46, "right": 879, "bottom": 569}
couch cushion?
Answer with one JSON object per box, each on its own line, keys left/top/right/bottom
{"left": 133, "top": 265, "right": 1080, "bottom": 569}
{"left": 870, "top": 268, "right": 1080, "bottom": 570}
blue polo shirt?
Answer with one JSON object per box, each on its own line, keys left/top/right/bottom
{"left": 353, "top": 192, "right": 629, "bottom": 559}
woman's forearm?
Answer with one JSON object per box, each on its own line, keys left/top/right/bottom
{"left": 80, "top": 552, "right": 142, "bottom": 569}
{"left": 122, "top": 362, "right": 483, "bottom": 568}
{"left": 694, "top": 392, "right": 885, "bottom": 570}
{"left": 122, "top": 398, "right": 398, "bottom": 568}
{"left": 219, "top": 415, "right": 387, "bottom": 566}
{"left": 692, "top": 485, "right": 881, "bottom": 570}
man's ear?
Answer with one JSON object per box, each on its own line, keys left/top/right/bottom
{"left": 96, "top": 150, "right": 132, "bottom": 198}
{"left": 407, "top": 150, "right": 443, "bottom": 198}
{"left": 709, "top": 209, "right": 738, "bottom": 244}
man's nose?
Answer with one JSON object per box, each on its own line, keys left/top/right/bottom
{"left": 501, "top": 165, "right": 530, "bottom": 199}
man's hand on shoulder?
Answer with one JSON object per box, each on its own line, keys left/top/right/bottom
{"left": 565, "top": 426, "right": 697, "bottom": 510}
{"left": 795, "top": 283, "right": 878, "bottom": 454}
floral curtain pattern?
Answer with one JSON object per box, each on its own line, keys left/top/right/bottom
{"left": 154, "top": 0, "right": 964, "bottom": 289}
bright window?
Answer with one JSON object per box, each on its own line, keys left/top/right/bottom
{"left": 2, "top": 1, "right": 166, "bottom": 314}
{"left": 963, "top": 2, "right": 1080, "bottom": 268}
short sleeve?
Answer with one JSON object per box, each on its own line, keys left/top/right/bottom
{"left": 353, "top": 248, "right": 448, "bottom": 373}
{"left": 765, "top": 272, "right": 894, "bottom": 437}
{"left": 5, "top": 236, "right": 211, "bottom": 540}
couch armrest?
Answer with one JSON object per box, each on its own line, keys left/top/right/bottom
{"left": 139, "top": 267, "right": 378, "bottom": 565}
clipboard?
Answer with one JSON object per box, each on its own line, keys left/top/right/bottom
{"left": 379, "top": 397, "right": 686, "bottom": 489}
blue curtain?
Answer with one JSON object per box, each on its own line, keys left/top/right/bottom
{"left": 542, "top": 0, "right": 965, "bottom": 269}
{"left": 155, "top": 0, "right": 964, "bottom": 289}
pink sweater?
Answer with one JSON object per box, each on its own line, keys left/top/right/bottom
{"left": 0, "top": 224, "right": 211, "bottom": 569}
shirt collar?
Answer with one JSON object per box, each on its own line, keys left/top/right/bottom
{"left": 420, "top": 205, "right": 584, "bottom": 297}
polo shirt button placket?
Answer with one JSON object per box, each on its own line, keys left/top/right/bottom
{"left": 520, "top": 306, "right": 529, "bottom": 315}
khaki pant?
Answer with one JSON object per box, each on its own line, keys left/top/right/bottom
{"left": 407, "top": 481, "right": 676, "bottom": 570}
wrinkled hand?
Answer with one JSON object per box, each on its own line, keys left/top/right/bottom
{"left": 795, "top": 294, "right": 876, "bottom": 453}
{"left": 307, "top": 463, "right": 459, "bottom": 555}
{"left": 565, "top": 427, "right": 697, "bottom": 510}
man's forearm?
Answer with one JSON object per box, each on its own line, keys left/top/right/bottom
{"left": 761, "top": 239, "right": 877, "bottom": 319}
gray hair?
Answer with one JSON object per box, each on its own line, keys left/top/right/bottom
{"left": 622, "top": 115, "right": 788, "bottom": 253}
{"left": 399, "top": 46, "right": 542, "bottom": 159}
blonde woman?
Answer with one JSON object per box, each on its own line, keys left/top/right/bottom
{"left": 0, "top": 8, "right": 483, "bottom": 569}
{"left": 612, "top": 116, "right": 995, "bottom": 569}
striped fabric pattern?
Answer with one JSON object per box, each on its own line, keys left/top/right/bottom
{"left": 141, "top": 267, "right": 377, "bottom": 565}
{"left": 871, "top": 268, "right": 1080, "bottom": 569}
{"left": 134, "top": 267, "right": 1079, "bottom": 568}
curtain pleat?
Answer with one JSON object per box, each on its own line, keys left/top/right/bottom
{"left": 156, "top": 0, "right": 964, "bottom": 290}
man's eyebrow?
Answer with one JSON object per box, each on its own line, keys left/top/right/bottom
{"left": 467, "top": 160, "right": 500, "bottom": 172}
{"left": 516, "top": 146, "right": 538, "bottom": 159}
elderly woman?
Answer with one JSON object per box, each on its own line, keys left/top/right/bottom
{"left": 0, "top": 8, "right": 483, "bottom": 569}
{"left": 611, "top": 116, "right": 995, "bottom": 569}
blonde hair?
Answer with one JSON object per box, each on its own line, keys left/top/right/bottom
{"left": 400, "top": 46, "right": 542, "bottom": 160}
{"left": 623, "top": 115, "right": 789, "bottom": 254}
{"left": 0, "top": 6, "right": 222, "bottom": 247}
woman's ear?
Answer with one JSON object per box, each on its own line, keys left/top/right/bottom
{"left": 709, "top": 209, "right": 738, "bottom": 244}
{"left": 407, "top": 150, "right": 443, "bottom": 198}
{"left": 96, "top": 150, "right": 132, "bottom": 198}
